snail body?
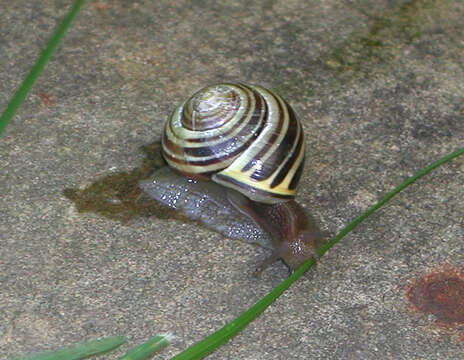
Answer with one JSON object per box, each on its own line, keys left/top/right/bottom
{"left": 140, "top": 83, "right": 326, "bottom": 273}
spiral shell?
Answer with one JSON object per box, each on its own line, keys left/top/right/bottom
{"left": 162, "top": 83, "right": 305, "bottom": 204}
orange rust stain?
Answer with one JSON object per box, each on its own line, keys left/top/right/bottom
{"left": 405, "top": 265, "right": 464, "bottom": 327}
{"left": 93, "top": 3, "right": 109, "bottom": 11}
{"left": 38, "top": 93, "right": 55, "bottom": 106}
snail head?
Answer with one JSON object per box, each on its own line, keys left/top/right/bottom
{"left": 280, "top": 229, "right": 329, "bottom": 271}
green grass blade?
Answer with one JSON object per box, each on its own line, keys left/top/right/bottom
{"left": 317, "top": 147, "right": 464, "bottom": 255}
{"left": 171, "top": 147, "right": 464, "bottom": 360}
{"left": 118, "top": 333, "right": 173, "bottom": 360}
{"left": 0, "top": 0, "right": 87, "bottom": 136}
{"left": 13, "top": 336, "right": 127, "bottom": 360}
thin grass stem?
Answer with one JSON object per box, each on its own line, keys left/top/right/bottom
{"left": 0, "top": 0, "right": 87, "bottom": 136}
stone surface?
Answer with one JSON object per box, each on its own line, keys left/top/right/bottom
{"left": 1, "top": 0, "right": 463, "bottom": 359}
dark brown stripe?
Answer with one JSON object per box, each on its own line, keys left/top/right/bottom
{"left": 270, "top": 127, "right": 304, "bottom": 188}
{"left": 162, "top": 131, "right": 182, "bottom": 156}
{"left": 214, "top": 173, "right": 294, "bottom": 201}
{"left": 182, "top": 92, "right": 240, "bottom": 131}
{"left": 164, "top": 127, "right": 260, "bottom": 168}
{"left": 241, "top": 100, "right": 276, "bottom": 172}
{"left": 249, "top": 102, "right": 298, "bottom": 181}
{"left": 184, "top": 139, "right": 247, "bottom": 163}
{"left": 181, "top": 89, "right": 239, "bottom": 131}
{"left": 288, "top": 158, "right": 304, "bottom": 190}
{"left": 165, "top": 147, "right": 238, "bottom": 167}
{"left": 186, "top": 91, "right": 264, "bottom": 143}
{"left": 164, "top": 85, "right": 267, "bottom": 172}
{"left": 184, "top": 112, "right": 263, "bottom": 157}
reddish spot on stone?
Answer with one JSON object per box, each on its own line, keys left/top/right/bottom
{"left": 93, "top": 2, "right": 109, "bottom": 11}
{"left": 38, "top": 92, "right": 55, "bottom": 106}
{"left": 405, "top": 265, "right": 464, "bottom": 326}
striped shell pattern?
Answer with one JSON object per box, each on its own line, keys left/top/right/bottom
{"left": 162, "top": 83, "right": 305, "bottom": 204}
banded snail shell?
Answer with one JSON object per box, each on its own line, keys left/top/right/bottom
{"left": 162, "top": 83, "right": 305, "bottom": 204}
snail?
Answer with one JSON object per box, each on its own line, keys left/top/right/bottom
{"left": 139, "top": 83, "right": 327, "bottom": 274}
